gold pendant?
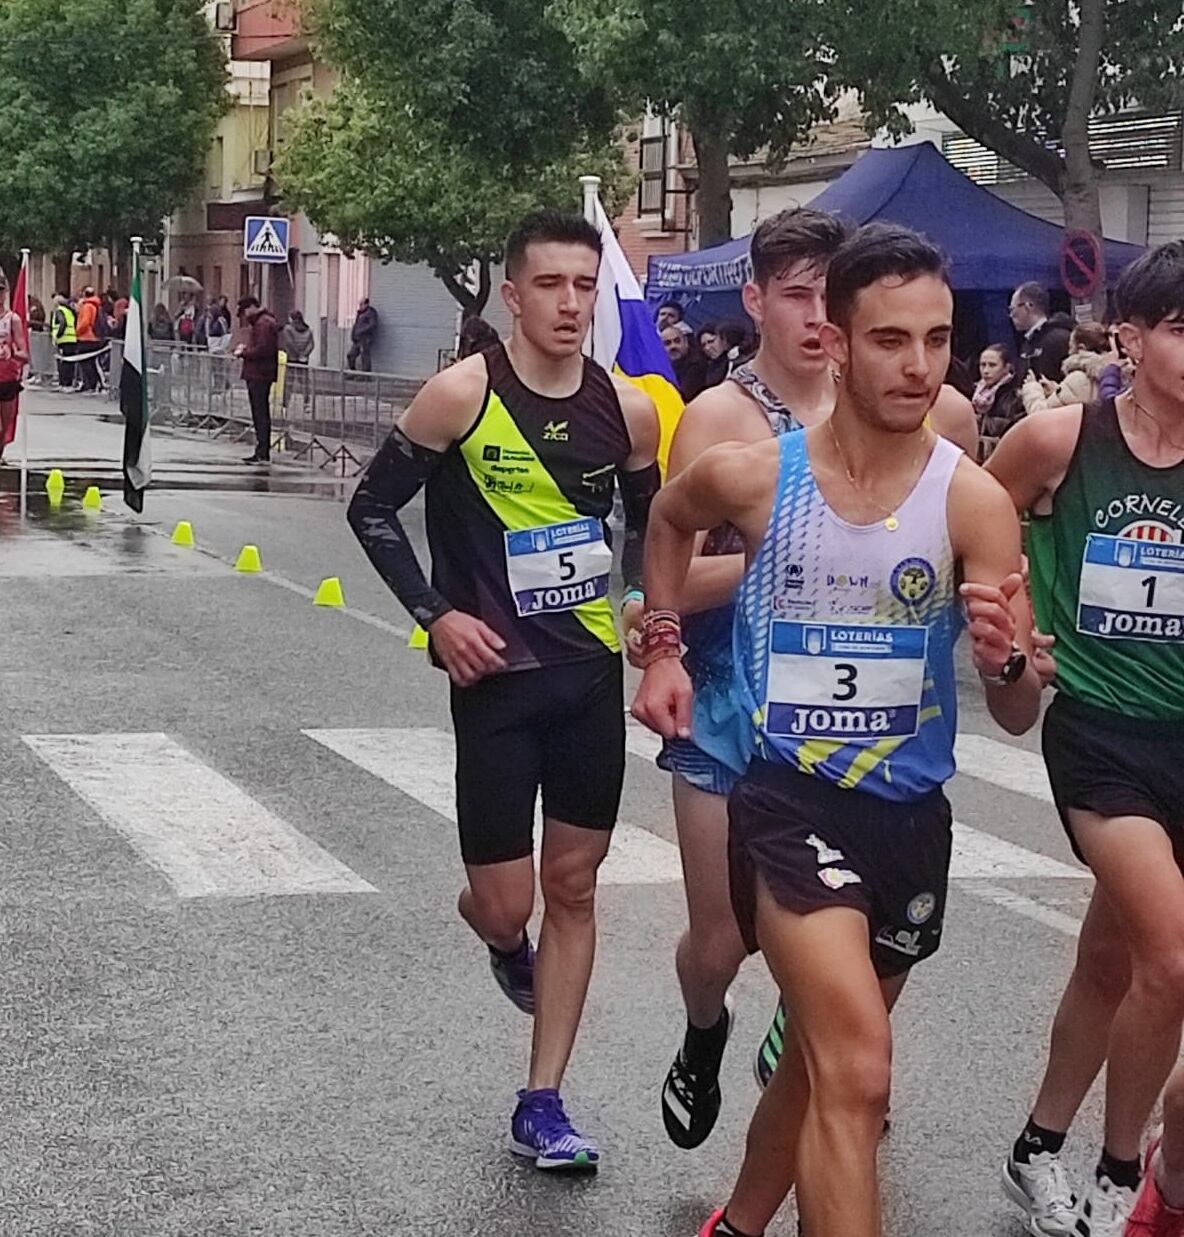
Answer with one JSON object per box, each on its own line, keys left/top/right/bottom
{"left": 885, "top": 515, "right": 899, "bottom": 532}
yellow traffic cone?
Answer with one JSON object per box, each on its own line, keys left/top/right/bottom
{"left": 44, "top": 468, "right": 65, "bottom": 498}
{"left": 82, "top": 486, "right": 102, "bottom": 511}
{"left": 313, "top": 576, "right": 345, "bottom": 607}
{"left": 235, "top": 545, "right": 262, "bottom": 573}
{"left": 171, "top": 521, "right": 195, "bottom": 547}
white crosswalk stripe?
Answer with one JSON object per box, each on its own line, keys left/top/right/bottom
{"left": 303, "top": 727, "right": 684, "bottom": 885}
{"left": 24, "top": 732, "right": 376, "bottom": 898}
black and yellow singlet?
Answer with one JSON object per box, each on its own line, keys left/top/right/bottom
{"left": 425, "top": 343, "right": 632, "bottom": 672}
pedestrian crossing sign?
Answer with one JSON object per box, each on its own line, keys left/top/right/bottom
{"left": 244, "top": 216, "right": 290, "bottom": 264}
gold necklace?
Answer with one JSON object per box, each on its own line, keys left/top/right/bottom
{"left": 828, "top": 421, "right": 926, "bottom": 532}
{"left": 1129, "top": 396, "right": 1184, "bottom": 455}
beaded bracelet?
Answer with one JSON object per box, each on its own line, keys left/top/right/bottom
{"left": 640, "top": 609, "right": 682, "bottom": 667}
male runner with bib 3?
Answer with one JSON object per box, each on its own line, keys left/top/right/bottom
{"left": 633, "top": 224, "right": 1041, "bottom": 1237}
{"left": 348, "top": 210, "right": 659, "bottom": 1171}
{"left": 991, "top": 242, "right": 1184, "bottom": 1237}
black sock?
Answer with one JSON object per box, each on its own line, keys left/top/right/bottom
{"left": 716, "top": 1213, "right": 762, "bottom": 1237}
{"left": 1013, "top": 1117, "right": 1067, "bottom": 1163}
{"left": 488, "top": 933, "right": 527, "bottom": 962}
{"left": 684, "top": 1005, "right": 731, "bottom": 1065}
{"left": 1098, "top": 1148, "right": 1142, "bottom": 1191}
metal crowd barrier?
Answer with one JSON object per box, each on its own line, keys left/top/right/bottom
{"left": 106, "top": 340, "right": 422, "bottom": 473}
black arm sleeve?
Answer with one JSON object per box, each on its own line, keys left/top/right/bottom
{"left": 346, "top": 426, "right": 454, "bottom": 627}
{"left": 618, "top": 461, "right": 661, "bottom": 592}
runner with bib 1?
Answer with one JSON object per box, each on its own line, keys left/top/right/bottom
{"left": 505, "top": 517, "right": 613, "bottom": 617}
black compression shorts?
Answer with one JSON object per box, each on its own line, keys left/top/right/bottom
{"left": 728, "top": 759, "right": 953, "bottom": 978}
{"left": 1043, "top": 693, "right": 1184, "bottom": 866}
{"left": 449, "top": 654, "right": 625, "bottom": 866}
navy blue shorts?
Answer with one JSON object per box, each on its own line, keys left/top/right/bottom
{"left": 658, "top": 736, "right": 741, "bottom": 797}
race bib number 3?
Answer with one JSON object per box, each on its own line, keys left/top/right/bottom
{"left": 765, "top": 620, "right": 928, "bottom": 741}
{"left": 1077, "top": 534, "right": 1184, "bottom": 642}
{"left": 504, "top": 517, "right": 612, "bottom": 618}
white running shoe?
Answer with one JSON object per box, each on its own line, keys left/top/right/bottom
{"left": 1076, "top": 1174, "right": 1138, "bottom": 1237}
{"left": 1002, "top": 1151, "right": 1080, "bottom": 1236}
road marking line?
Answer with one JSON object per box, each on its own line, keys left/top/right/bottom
{"left": 955, "top": 733, "right": 1054, "bottom": 804}
{"left": 23, "top": 732, "right": 376, "bottom": 898}
{"left": 961, "top": 881, "right": 1084, "bottom": 938}
{"left": 303, "top": 727, "right": 683, "bottom": 886}
{"left": 951, "top": 823, "right": 1087, "bottom": 880}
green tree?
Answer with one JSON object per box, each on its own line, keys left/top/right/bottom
{"left": 274, "top": 78, "right": 631, "bottom": 315}
{"left": 553, "top": 0, "right": 833, "bottom": 246}
{"left": 831, "top": 0, "right": 1184, "bottom": 308}
{"left": 0, "top": 0, "right": 227, "bottom": 281}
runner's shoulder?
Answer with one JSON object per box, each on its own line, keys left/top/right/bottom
{"left": 994, "top": 403, "right": 1084, "bottom": 475}
{"left": 403, "top": 353, "right": 490, "bottom": 442}
{"left": 668, "top": 381, "right": 768, "bottom": 473}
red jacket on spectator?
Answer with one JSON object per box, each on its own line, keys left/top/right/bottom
{"left": 240, "top": 307, "right": 279, "bottom": 383}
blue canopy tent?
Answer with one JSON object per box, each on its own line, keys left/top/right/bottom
{"left": 646, "top": 143, "right": 1145, "bottom": 352}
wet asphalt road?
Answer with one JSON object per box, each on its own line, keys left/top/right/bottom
{"left": 0, "top": 391, "right": 1111, "bottom": 1236}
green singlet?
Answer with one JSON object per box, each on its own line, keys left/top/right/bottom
{"left": 1027, "top": 398, "right": 1184, "bottom": 721}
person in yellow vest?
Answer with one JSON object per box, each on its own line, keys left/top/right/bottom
{"left": 51, "top": 293, "right": 77, "bottom": 390}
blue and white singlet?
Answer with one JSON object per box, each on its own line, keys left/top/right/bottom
{"left": 733, "top": 430, "right": 965, "bottom": 801}
{"left": 681, "top": 364, "right": 802, "bottom": 774}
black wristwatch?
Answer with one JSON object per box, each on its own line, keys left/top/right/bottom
{"left": 980, "top": 643, "right": 1028, "bottom": 686}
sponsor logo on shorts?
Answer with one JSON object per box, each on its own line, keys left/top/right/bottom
{"left": 818, "top": 866, "right": 862, "bottom": 890}
{"left": 875, "top": 926, "right": 923, "bottom": 957}
{"left": 890, "top": 556, "right": 936, "bottom": 605}
{"left": 805, "top": 833, "right": 845, "bottom": 865}
{"left": 907, "top": 891, "right": 937, "bottom": 925}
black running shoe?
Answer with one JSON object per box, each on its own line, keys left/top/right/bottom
{"left": 662, "top": 995, "right": 734, "bottom": 1149}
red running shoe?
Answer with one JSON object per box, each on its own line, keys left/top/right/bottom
{"left": 1126, "top": 1138, "right": 1184, "bottom": 1235}
{"left": 698, "top": 1209, "right": 726, "bottom": 1236}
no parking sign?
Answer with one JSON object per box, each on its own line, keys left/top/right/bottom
{"left": 1060, "top": 229, "right": 1102, "bottom": 299}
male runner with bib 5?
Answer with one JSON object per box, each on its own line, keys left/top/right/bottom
{"left": 633, "top": 224, "right": 1042, "bottom": 1237}
{"left": 348, "top": 210, "right": 659, "bottom": 1171}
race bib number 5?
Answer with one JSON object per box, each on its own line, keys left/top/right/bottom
{"left": 765, "top": 620, "right": 928, "bottom": 741}
{"left": 1077, "top": 534, "right": 1184, "bottom": 642}
{"left": 504, "top": 517, "right": 612, "bottom": 618}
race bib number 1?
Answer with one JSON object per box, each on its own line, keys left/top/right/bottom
{"left": 1077, "top": 534, "right": 1184, "bottom": 642}
{"left": 504, "top": 517, "right": 612, "bottom": 618}
{"left": 764, "top": 620, "right": 928, "bottom": 741}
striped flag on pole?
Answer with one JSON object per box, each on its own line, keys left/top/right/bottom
{"left": 120, "top": 259, "right": 150, "bottom": 512}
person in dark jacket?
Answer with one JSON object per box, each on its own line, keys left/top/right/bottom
{"left": 1009, "top": 281, "right": 1072, "bottom": 381}
{"left": 279, "top": 309, "right": 315, "bottom": 409}
{"left": 347, "top": 297, "right": 378, "bottom": 371}
{"left": 660, "top": 322, "right": 708, "bottom": 401}
{"left": 147, "top": 303, "right": 174, "bottom": 341}
{"left": 972, "top": 342, "right": 1025, "bottom": 454}
{"left": 235, "top": 296, "right": 279, "bottom": 464}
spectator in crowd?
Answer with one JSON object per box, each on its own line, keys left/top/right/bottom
{"left": 50, "top": 293, "right": 77, "bottom": 389}
{"left": 703, "top": 319, "right": 752, "bottom": 386}
{"left": 347, "top": 297, "right": 378, "bottom": 371}
{"left": 973, "top": 342, "right": 1025, "bottom": 444}
{"left": 280, "top": 309, "right": 315, "bottom": 366}
{"left": 74, "top": 286, "right": 103, "bottom": 393}
{"left": 27, "top": 296, "right": 46, "bottom": 332}
{"left": 656, "top": 299, "right": 685, "bottom": 333}
{"left": 176, "top": 295, "right": 198, "bottom": 346}
{"left": 1009, "top": 281, "right": 1072, "bottom": 381}
{"left": 279, "top": 309, "right": 315, "bottom": 411}
{"left": 217, "top": 296, "right": 232, "bottom": 330}
{"left": 456, "top": 315, "right": 499, "bottom": 359}
{"left": 1021, "top": 320, "right": 1110, "bottom": 413}
{"left": 660, "top": 322, "right": 708, "bottom": 401}
{"left": 148, "top": 303, "right": 174, "bottom": 341}
{"left": 697, "top": 323, "right": 721, "bottom": 359}
{"left": 1099, "top": 320, "right": 1134, "bottom": 402}
{"left": 205, "top": 297, "right": 231, "bottom": 354}
{"left": 235, "top": 295, "right": 279, "bottom": 465}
